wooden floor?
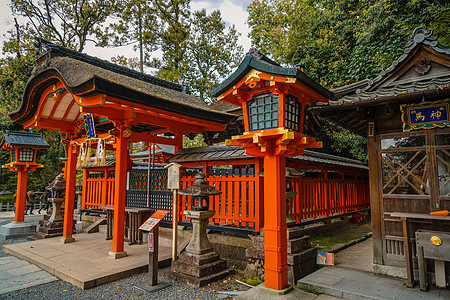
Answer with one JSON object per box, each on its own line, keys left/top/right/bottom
{"left": 3, "top": 230, "right": 175, "bottom": 289}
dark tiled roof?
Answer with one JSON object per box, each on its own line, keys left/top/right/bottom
{"left": 130, "top": 144, "right": 175, "bottom": 158}
{"left": 169, "top": 145, "right": 367, "bottom": 169}
{"left": 211, "top": 48, "right": 334, "bottom": 101}
{"left": 0, "top": 131, "right": 50, "bottom": 148}
{"left": 311, "top": 27, "right": 450, "bottom": 136}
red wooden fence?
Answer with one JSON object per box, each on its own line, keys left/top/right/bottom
{"left": 82, "top": 167, "right": 115, "bottom": 209}
{"left": 179, "top": 171, "right": 264, "bottom": 230}
{"left": 290, "top": 177, "right": 370, "bottom": 222}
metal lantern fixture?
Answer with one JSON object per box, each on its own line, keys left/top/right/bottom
{"left": 211, "top": 48, "right": 332, "bottom": 290}
{"left": 0, "top": 131, "right": 50, "bottom": 224}
{"left": 178, "top": 172, "right": 221, "bottom": 211}
{"left": 1, "top": 131, "right": 49, "bottom": 168}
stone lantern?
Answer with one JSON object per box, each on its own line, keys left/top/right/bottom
{"left": 33, "top": 173, "right": 69, "bottom": 239}
{"left": 171, "top": 172, "right": 232, "bottom": 287}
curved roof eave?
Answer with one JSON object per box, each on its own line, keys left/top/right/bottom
{"left": 10, "top": 65, "right": 237, "bottom": 125}
{"left": 211, "top": 51, "right": 334, "bottom": 101}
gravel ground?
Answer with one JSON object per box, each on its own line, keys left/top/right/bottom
{"left": 0, "top": 216, "right": 251, "bottom": 300}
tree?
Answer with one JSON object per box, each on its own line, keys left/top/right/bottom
{"left": 150, "top": 0, "right": 190, "bottom": 83}
{"left": 10, "top": 0, "right": 116, "bottom": 52}
{"left": 183, "top": 9, "right": 244, "bottom": 103}
{"left": 107, "top": 0, "right": 158, "bottom": 72}
{"left": 248, "top": 0, "right": 449, "bottom": 88}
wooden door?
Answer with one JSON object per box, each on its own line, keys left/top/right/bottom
{"left": 377, "top": 128, "right": 450, "bottom": 266}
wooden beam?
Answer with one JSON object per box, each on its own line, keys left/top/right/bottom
{"left": 127, "top": 131, "right": 178, "bottom": 146}
{"left": 33, "top": 118, "right": 74, "bottom": 133}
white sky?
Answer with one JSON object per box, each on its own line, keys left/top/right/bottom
{"left": 0, "top": 0, "right": 253, "bottom": 61}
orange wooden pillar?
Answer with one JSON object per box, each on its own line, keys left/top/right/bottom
{"left": 14, "top": 170, "right": 28, "bottom": 223}
{"left": 263, "top": 155, "right": 288, "bottom": 290}
{"left": 109, "top": 126, "right": 128, "bottom": 258}
{"left": 62, "top": 142, "right": 77, "bottom": 243}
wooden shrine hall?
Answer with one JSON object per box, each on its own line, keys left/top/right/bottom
{"left": 313, "top": 27, "right": 450, "bottom": 288}
{"left": 9, "top": 39, "right": 235, "bottom": 258}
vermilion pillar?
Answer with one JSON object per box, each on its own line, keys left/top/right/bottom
{"left": 14, "top": 170, "right": 28, "bottom": 223}
{"left": 110, "top": 126, "right": 128, "bottom": 258}
{"left": 62, "top": 142, "right": 77, "bottom": 243}
{"left": 263, "top": 155, "right": 288, "bottom": 289}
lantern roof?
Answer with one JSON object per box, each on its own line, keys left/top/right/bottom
{"left": 0, "top": 131, "right": 50, "bottom": 149}
{"left": 178, "top": 172, "right": 221, "bottom": 197}
{"left": 211, "top": 48, "right": 334, "bottom": 101}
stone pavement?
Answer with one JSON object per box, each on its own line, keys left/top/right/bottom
{"left": 299, "top": 237, "right": 450, "bottom": 300}
{"left": 0, "top": 255, "right": 57, "bottom": 294}
{"left": 3, "top": 229, "right": 175, "bottom": 290}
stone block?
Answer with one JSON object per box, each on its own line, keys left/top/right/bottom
{"left": 251, "top": 236, "right": 264, "bottom": 250}
{"left": 178, "top": 251, "right": 220, "bottom": 266}
{"left": 286, "top": 227, "right": 304, "bottom": 240}
{"left": 0, "top": 222, "right": 36, "bottom": 240}
{"left": 245, "top": 247, "right": 264, "bottom": 259}
{"left": 171, "top": 258, "right": 227, "bottom": 278}
{"left": 169, "top": 266, "right": 233, "bottom": 287}
{"left": 287, "top": 247, "right": 318, "bottom": 265}
{"left": 287, "top": 236, "right": 311, "bottom": 254}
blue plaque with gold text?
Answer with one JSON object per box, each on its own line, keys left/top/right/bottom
{"left": 401, "top": 100, "right": 450, "bottom": 131}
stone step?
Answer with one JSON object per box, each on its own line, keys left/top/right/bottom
{"left": 171, "top": 258, "right": 228, "bottom": 278}
{"left": 287, "top": 247, "right": 318, "bottom": 265}
{"left": 170, "top": 266, "right": 233, "bottom": 288}
{"left": 32, "top": 231, "right": 63, "bottom": 239}
{"left": 287, "top": 226, "right": 305, "bottom": 240}
{"left": 287, "top": 235, "right": 312, "bottom": 254}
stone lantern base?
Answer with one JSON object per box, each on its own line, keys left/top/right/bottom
{"left": 0, "top": 222, "right": 37, "bottom": 240}
{"left": 171, "top": 210, "right": 233, "bottom": 287}
{"left": 33, "top": 198, "right": 74, "bottom": 239}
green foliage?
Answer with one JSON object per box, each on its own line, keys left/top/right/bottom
{"left": 183, "top": 9, "right": 244, "bottom": 104}
{"left": 149, "top": 0, "right": 191, "bottom": 83}
{"left": 0, "top": 194, "right": 15, "bottom": 205}
{"left": 10, "top": 0, "right": 116, "bottom": 52}
{"left": 242, "top": 277, "right": 263, "bottom": 286}
{"left": 183, "top": 135, "right": 206, "bottom": 148}
{"left": 248, "top": 0, "right": 449, "bottom": 88}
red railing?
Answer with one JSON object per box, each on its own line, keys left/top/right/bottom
{"left": 179, "top": 172, "right": 263, "bottom": 231}
{"left": 290, "top": 177, "right": 370, "bottom": 222}
{"left": 82, "top": 167, "right": 115, "bottom": 209}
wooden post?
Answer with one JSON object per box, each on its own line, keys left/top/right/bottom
{"left": 14, "top": 170, "right": 27, "bottom": 223}
{"left": 110, "top": 126, "right": 128, "bottom": 258}
{"left": 263, "top": 155, "right": 288, "bottom": 290}
{"left": 149, "top": 223, "right": 159, "bottom": 286}
{"left": 401, "top": 217, "right": 415, "bottom": 287}
{"left": 172, "top": 189, "right": 178, "bottom": 261}
{"left": 82, "top": 169, "right": 88, "bottom": 210}
{"left": 62, "top": 142, "right": 77, "bottom": 243}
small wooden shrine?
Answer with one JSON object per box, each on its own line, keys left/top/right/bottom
{"left": 9, "top": 38, "right": 235, "bottom": 257}
{"left": 313, "top": 27, "right": 450, "bottom": 286}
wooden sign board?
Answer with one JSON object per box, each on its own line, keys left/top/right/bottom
{"left": 401, "top": 100, "right": 450, "bottom": 131}
{"left": 139, "top": 210, "right": 169, "bottom": 232}
{"left": 165, "top": 163, "right": 182, "bottom": 190}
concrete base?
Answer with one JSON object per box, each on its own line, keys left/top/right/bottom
{"left": 61, "top": 237, "right": 76, "bottom": 244}
{"left": 108, "top": 251, "right": 128, "bottom": 259}
{"left": 236, "top": 284, "right": 317, "bottom": 300}
{"left": 0, "top": 222, "right": 36, "bottom": 240}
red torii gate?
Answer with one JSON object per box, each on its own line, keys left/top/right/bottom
{"left": 9, "top": 39, "right": 234, "bottom": 258}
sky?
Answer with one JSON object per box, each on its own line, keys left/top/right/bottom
{"left": 0, "top": 0, "right": 253, "bottom": 61}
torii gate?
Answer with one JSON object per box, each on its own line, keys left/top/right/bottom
{"left": 9, "top": 39, "right": 234, "bottom": 258}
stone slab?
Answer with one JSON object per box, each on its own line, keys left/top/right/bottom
{"left": 298, "top": 266, "right": 447, "bottom": 300}
{"left": 169, "top": 267, "right": 233, "bottom": 287}
{"left": 0, "top": 222, "right": 37, "bottom": 240}
{"left": 2, "top": 230, "right": 174, "bottom": 290}
{"left": 235, "top": 284, "right": 318, "bottom": 300}
{"left": 171, "top": 258, "right": 227, "bottom": 278}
